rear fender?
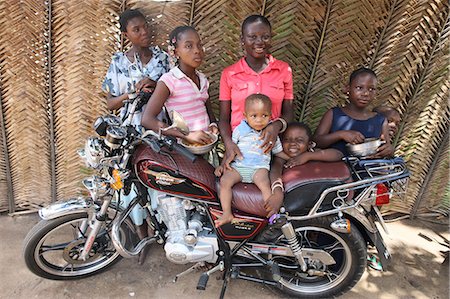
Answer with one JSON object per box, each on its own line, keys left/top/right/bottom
{"left": 343, "top": 207, "right": 376, "bottom": 234}
{"left": 39, "top": 197, "right": 94, "bottom": 220}
{"left": 344, "top": 208, "right": 391, "bottom": 269}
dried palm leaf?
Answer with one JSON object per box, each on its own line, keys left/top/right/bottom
{"left": 413, "top": 132, "right": 449, "bottom": 215}
{"left": 265, "top": 0, "right": 327, "bottom": 122}
{"left": 51, "top": 0, "right": 122, "bottom": 200}
{"left": 0, "top": 0, "right": 51, "bottom": 211}
{"left": 389, "top": 9, "right": 450, "bottom": 213}
{"left": 298, "top": 0, "right": 388, "bottom": 128}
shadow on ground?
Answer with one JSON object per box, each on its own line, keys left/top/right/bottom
{"left": 0, "top": 214, "right": 448, "bottom": 299}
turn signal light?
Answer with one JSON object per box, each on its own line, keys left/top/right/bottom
{"left": 375, "top": 183, "right": 390, "bottom": 206}
{"left": 110, "top": 169, "right": 124, "bottom": 190}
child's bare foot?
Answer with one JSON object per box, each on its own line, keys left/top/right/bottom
{"left": 214, "top": 213, "right": 235, "bottom": 227}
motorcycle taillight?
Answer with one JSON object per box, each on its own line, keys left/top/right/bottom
{"left": 375, "top": 183, "right": 390, "bottom": 206}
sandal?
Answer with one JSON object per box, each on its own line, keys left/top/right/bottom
{"left": 367, "top": 254, "right": 383, "bottom": 271}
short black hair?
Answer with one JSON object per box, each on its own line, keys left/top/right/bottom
{"left": 245, "top": 93, "right": 272, "bottom": 111}
{"left": 373, "top": 106, "right": 400, "bottom": 117}
{"left": 241, "top": 15, "right": 272, "bottom": 34}
{"left": 119, "top": 9, "right": 145, "bottom": 32}
{"left": 349, "top": 67, "right": 377, "bottom": 85}
{"left": 285, "top": 122, "right": 313, "bottom": 140}
{"left": 169, "top": 26, "right": 197, "bottom": 48}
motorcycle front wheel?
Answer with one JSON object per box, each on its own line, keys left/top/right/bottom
{"left": 23, "top": 208, "right": 135, "bottom": 280}
{"left": 268, "top": 216, "right": 367, "bottom": 298}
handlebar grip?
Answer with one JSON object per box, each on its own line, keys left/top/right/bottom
{"left": 171, "top": 141, "right": 197, "bottom": 162}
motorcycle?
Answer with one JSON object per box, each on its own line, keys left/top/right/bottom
{"left": 23, "top": 92, "right": 409, "bottom": 298}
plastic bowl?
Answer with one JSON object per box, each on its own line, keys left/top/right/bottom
{"left": 181, "top": 133, "right": 218, "bottom": 155}
{"left": 346, "top": 138, "right": 384, "bottom": 157}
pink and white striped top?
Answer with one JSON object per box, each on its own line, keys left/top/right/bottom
{"left": 160, "top": 67, "right": 210, "bottom": 131}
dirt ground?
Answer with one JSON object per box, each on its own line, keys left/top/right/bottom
{"left": 0, "top": 213, "right": 448, "bottom": 299}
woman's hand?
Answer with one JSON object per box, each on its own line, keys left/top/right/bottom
{"left": 184, "top": 130, "right": 213, "bottom": 145}
{"left": 260, "top": 122, "right": 280, "bottom": 153}
{"left": 284, "top": 152, "right": 311, "bottom": 168}
{"left": 340, "top": 130, "right": 365, "bottom": 144}
{"left": 135, "top": 77, "right": 157, "bottom": 92}
{"left": 222, "top": 142, "right": 243, "bottom": 170}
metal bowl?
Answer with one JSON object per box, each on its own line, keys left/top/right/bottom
{"left": 346, "top": 138, "right": 384, "bottom": 157}
{"left": 181, "top": 133, "right": 218, "bottom": 155}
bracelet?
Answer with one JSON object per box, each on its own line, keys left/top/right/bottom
{"left": 209, "top": 122, "right": 218, "bottom": 128}
{"left": 274, "top": 117, "right": 288, "bottom": 133}
{"left": 271, "top": 178, "right": 284, "bottom": 193}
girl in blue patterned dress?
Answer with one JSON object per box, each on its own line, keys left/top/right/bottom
{"left": 102, "top": 9, "right": 170, "bottom": 128}
{"left": 313, "top": 67, "right": 394, "bottom": 158}
{"left": 101, "top": 9, "right": 170, "bottom": 264}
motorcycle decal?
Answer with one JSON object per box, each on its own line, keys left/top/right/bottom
{"left": 136, "top": 161, "right": 216, "bottom": 200}
{"left": 210, "top": 208, "right": 267, "bottom": 240}
{"left": 143, "top": 169, "right": 186, "bottom": 186}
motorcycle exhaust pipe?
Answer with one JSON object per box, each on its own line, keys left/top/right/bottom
{"left": 111, "top": 196, "right": 156, "bottom": 258}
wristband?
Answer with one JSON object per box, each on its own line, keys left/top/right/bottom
{"left": 209, "top": 122, "right": 218, "bottom": 128}
{"left": 274, "top": 117, "right": 288, "bottom": 133}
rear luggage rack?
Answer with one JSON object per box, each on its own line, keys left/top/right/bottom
{"left": 287, "top": 157, "right": 409, "bottom": 221}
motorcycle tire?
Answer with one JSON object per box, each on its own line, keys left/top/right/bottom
{"left": 262, "top": 216, "right": 367, "bottom": 298}
{"left": 23, "top": 209, "right": 135, "bottom": 280}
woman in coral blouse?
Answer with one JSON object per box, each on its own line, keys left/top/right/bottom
{"left": 218, "top": 14, "right": 294, "bottom": 216}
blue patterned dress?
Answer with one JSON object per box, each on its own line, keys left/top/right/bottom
{"left": 102, "top": 46, "right": 170, "bottom": 126}
{"left": 102, "top": 46, "right": 170, "bottom": 225}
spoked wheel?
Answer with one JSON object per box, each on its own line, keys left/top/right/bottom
{"left": 23, "top": 208, "right": 135, "bottom": 280}
{"left": 267, "top": 216, "right": 367, "bottom": 298}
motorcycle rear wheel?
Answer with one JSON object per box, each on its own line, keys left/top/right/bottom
{"left": 23, "top": 209, "right": 134, "bottom": 280}
{"left": 267, "top": 216, "right": 367, "bottom": 298}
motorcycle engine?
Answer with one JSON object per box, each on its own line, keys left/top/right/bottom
{"left": 154, "top": 194, "right": 218, "bottom": 264}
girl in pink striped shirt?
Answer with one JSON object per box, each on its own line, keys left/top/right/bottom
{"left": 142, "top": 26, "right": 218, "bottom": 144}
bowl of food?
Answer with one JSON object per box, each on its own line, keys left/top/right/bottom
{"left": 181, "top": 133, "right": 218, "bottom": 155}
{"left": 346, "top": 138, "right": 385, "bottom": 157}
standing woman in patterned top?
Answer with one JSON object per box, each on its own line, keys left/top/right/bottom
{"left": 101, "top": 9, "right": 170, "bottom": 264}
{"left": 141, "top": 26, "right": 218, "bottom": 144}
{"left": 102, "top": 9, "right": 170, "bottom": 128}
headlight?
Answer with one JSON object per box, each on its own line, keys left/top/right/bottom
{"left": 84, "top": 137, "right": 105, "bottom": 168}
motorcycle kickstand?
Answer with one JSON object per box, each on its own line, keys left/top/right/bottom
{"left": 219, "top": 267, "right": 232, "bottom": 299}
{"left": 173, "top": 262, "right": 206, "bottom": 283}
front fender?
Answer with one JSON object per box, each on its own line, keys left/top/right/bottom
{"left": 39, "top": 197, "right": 94, "bottom": 220}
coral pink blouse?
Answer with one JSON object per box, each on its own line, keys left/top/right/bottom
{"left": 219, "top": 55, "right": 294, "bottom": 130}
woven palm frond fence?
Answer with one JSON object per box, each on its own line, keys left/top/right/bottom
{"left": 0, "top": 0, "right": 448, "bottom": 217}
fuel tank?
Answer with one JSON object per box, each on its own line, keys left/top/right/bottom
{"left": 133, "top": 145, "right": 217, "bottom": 201}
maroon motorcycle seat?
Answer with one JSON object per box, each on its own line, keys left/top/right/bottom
{"left": 231, "top": 161, "right": 351, "bottom": 217}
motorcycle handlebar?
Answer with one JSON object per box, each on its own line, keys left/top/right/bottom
{"left": 142, "top": 135, "right": 196, "bottom": 163}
